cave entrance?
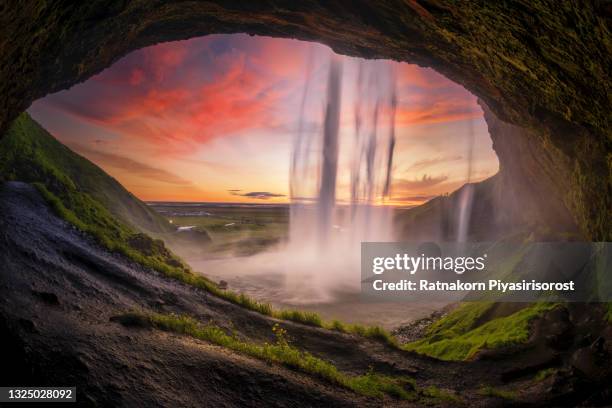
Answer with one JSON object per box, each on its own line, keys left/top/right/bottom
{"left": 28, "top": 34, "right": 499, "bottom": 326}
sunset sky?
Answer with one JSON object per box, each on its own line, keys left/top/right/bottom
{"left": 29, "top": 34, "right": 498, "bottom": 206}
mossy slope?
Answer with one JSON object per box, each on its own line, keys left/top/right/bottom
{"left": 0, "top": 113, "right": 173, "bottom": 234}
{"left": 0, "top": 112, "right": 188, "bottom": 277}
{"left": 404, "top": 302, "right": 557, "bottom": 361}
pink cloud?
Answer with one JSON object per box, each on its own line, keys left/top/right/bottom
{"left": 35, "top": 35, "right": 482, "bottom": 157}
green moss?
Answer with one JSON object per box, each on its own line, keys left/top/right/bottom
{"left": 345, "top": 324, "right": 399, "bottom": 347}
{"left": 606, "top": 303, "right": 612, "bottom": 323}
{"left": 121, "top": 312, "right": 416, "bottom": 400}
{"left": 0, "top": 113, "right": 173, "bottom": 233}
{"left": 421, "top": 386, "right": 463, "bottom": 404}
{"left": 33, "top": 182, "right": 192, "bottom": 280}
{"left": 478, "top": 386, "right": 516, "bottom": 400}
{"left": 403, "top": 303, "right": 557, "bottom": 361}
{"left": 533, "top": 368, "right": 557, "bottom": 382}
{"left": 318, "top": 319, "right": 398, "bottom": 347}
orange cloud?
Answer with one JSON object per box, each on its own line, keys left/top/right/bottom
{"left": 395, "top": 174, "right": 449, "bottom": 190}
{"left": 409, "top": 155, "right": 463, "bottom": 170}
{"left": 68, "top": 143, "right": 193, "bottom": 186}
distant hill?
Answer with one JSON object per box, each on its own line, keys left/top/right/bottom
{"left": 0, "top": 113, "right": 173, "bottom": 234}
{"left": 394, "top": 176, "right": 502, "bottom": 242}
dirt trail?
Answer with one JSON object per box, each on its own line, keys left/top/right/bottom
{"left": 0, "top": 182, "right": 545, "bottom": 406}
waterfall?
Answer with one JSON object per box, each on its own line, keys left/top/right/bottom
{"left": 317, "top": 57, "right": 342, "bottom": 244}
{"left": 286, "top": 54, "right": 397, "bottom": 302}
{"left": 456, "top": 118, "right": 475, "bottom": 242}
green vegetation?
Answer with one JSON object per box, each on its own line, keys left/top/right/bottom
{"left": 0, "top": 113, "right": 398, "bottom": 347}
{"left": 0, "top": 113, "right": 188, "bottom": 280}
{"left": 159, "top": 206, "right": 288, "bottom": 257}
{"left": 277, "top": 309, "right": 323, "bottom": 327}
{"left": 420, "top": 302, "right": 493, "bottom": 338}
{"left": 421, "top": 386, "right": 463, "bottom": 404}
{"left": 117, "top": 312, "right": 416, "bottom": 400}
{"left": 206, "top": 286, "right": 397, "bottom": 346}
{"left": 0, "top": 113, "right": 172, "bottom": 233}
{"left": 328, "top": 321, "right": 399, "bottom": 347}
{"left": 34, "top": 182, "right": 190, "bottom": 276}
{"left": 533, "top": 368, "right": 557, "bottom": 382}
{"left": 478, "top": 386, "right": 516, "bottom": 400}
{"left": 403, "top": 302, "right": 558, "bottom": 361}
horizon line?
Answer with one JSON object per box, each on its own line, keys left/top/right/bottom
{"left": 145, "top": 200, "right": 423, "bottom": 208}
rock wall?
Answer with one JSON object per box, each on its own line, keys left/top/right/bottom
{"left": 0, "top": 1, "right": 609, "bottom": 238}
{"left": 481, "top": 101, "right": 580, "bottom": 237}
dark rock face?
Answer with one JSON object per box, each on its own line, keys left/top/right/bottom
{"left": 481, "top": 101, "right": 581, "bottom": 237}
{"left": 0, "top": 1, "right": 610, "bottom": 238}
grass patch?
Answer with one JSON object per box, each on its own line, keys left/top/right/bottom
{"left": 277, "top": 310, "right": 323, "bottom": 327}
{"left": 421, "top": 386, "right": 463, "bottom": 404}
{"left": 422, "top": 302, "right": 493, "bottom": 338}
{"left": 346, "top": 324, "right": 399, "bottom": 347}
{"left": 533, "top": 368, "right": 557, "bottom": 382}
{"left": 403, "top": 302, "right": 558, "bottom": 361}
{"left": 319, "top": 319, "right": 398, "bottom": 347}
{"left": 478, "top": 386, "right": 517, "bottom": 400}
{"left": 606, "top": 303, "right": 612, "bottom": 323}
{"left": 330, "top": 320, "right": 346, "bottom": 331}
{"left": 220, "top": 290, "right": 274, "bottom": 316}
{"left": 120, "top": 312, "right": 416, "bottom": 400}
{"left": 211, "top": 290, "right": 397, "bottom": 346}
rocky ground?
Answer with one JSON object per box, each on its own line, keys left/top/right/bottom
{"left": 391, "top": 306, "right": 456, "bottom": 344}
{"left": 1, "top": 182, "right": 610, "bottom": 407}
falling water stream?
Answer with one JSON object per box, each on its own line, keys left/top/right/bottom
{"left": 456, "top": 118, "right": 476, "bottom": 242}
{"left": 285, "top": 53, "right": 398, "bottom": 302}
